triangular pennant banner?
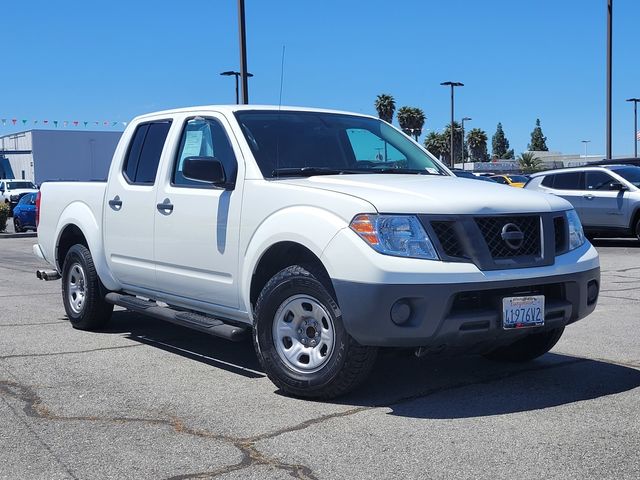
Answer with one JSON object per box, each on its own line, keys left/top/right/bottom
{"left": 1, "top": 119, "right": 6, "bottom": 126}
{"left": 84, "top": 121, "right": 88, "bottom": 127}
{"left": 11, "top": 119, "right": 17, "bottom": 125}
{"left": 73, "top": 121, "right": 78, "bottom": 127}
{"left": 22, "top": 119, "right": 27, "bottom": 125}
{"left": 53, "top": 121, "right": 58, "bottom": 127}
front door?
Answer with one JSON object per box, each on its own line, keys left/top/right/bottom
{"left": 103, "top": 120, "right": 172, "bottom": 291}
{"left": 153, "top": 114, "right": 243, "bottom": 310}
{"left": 583, "top": 170, "right": 629, "bottom": 228}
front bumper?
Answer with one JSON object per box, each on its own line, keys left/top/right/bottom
{"left": 333, "top": 267, "right": 600, "bottom": 349}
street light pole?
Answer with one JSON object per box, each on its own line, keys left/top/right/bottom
{"left": 220, "top": 71, "right": 254, "bottom": 104}
{"left": 441, "top": 82, "right": 464, "bottom": 167}
{"left": 238, "top": 0, "right": 249, "bottom": 104}
{"left": 461, "top": 117, "right": 472, "bottom": 163}
{"left": 581, "top": 140, "right": 591, "bottom": 162}
{"left": 626, "top": 98, "right": 640, "bottom": 158}
{"left": 606, "top": 0, "right": 613, "bottom": 159}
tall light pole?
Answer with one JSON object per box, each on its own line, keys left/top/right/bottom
{"left": 581, "top": 140, "right": 591, "bottom": 162}
{"left": 238, "top": 0, "right": 249, "bottom": 104}
{"left": 626, "top": 98, "right": 640, "bottom": 157}
{"left": 606, "top": 0, "right": 613, "bottom": 159}
{"left": 441, "top": 81, "right": 464, "bottom": 167}
{"left": 461, "top": 117, "right": 472, "bottom": 163}
{"left": 220, "top": 71, "right": 254, "bottom": 104}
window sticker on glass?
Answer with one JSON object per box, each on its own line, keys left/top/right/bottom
{"left": 179, "top": 130, "right": 203, "bottom": 171}
{"left": 425, "top": 167, "right": 439, "bottom": 175}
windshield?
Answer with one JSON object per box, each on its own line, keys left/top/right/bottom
{"left": 609, "top": 166, "right": 640, "bottom": 187}
{"left": 7, "top": 181, "right": 36, "bottom": 190}
{"left": 234, "top": 110, "right": 446, "bottom": 178}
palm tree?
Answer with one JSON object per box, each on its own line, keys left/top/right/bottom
{"left": 397, "top": 106, "right": 426, "bottom": 141}
{"left": 374, "top": 94, "right": 396, "bottom": 124}
{"left": 424, "top": 131, "right": 448, "bottom": 160}
{"left": 517, "top": 152, "right": 543, "bottom": 173}
{"left": 466, "top": 128, "right": 489, "bottom": 162}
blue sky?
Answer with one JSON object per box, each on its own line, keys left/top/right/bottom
{"left": 1, "top": 0, "right": 638, "bottom": 157}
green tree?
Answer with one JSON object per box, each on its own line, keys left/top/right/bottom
{"left": 441, "top": 121, "right": 463, "bottom": 165}
{"left": 528, "top": 118, "right": 548, "bottom": 151}
{"left": 374, "top": 93, "right": 396, "bottom": 124}
{"left": 517, "top": 152, "right": 543, "bottom": 173}
{"left": 397, "top": 106, "right": 426, "bottom": 141}
{"left": 424, "top": 131, "right": 448, "bottom": 160}
{"left": 466, "top": 128, "right": 489, "bottom": 162}
{"left": 491, "top": 122, "right": 514, "bottom": 159}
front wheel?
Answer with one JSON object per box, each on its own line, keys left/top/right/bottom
{"left": 61, "top": 244, "right": 113, "bottom": 330}
{"left": 483, "top": 327, "right": 565, "bottom": 363}
{"left": 253, "top": 265, "right": 377, "bottom": 399}
{"left": 634, "top": 218, "right": 640, "bottom": 241}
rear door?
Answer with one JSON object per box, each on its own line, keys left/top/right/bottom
{"left": 547, "top": 171, "right": 586, "bottom": 221}
{"left": 583, "top": 170, "right": 628, "bottom": 228}
{"left": 153, "top": 113, "right": 243, "bottom": 310}
{"left": 103, "top": 120, "right": 172, "bottom": 291}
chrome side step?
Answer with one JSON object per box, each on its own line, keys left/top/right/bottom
{"left": 105, "top": 292, "right": 248, "bottom": 342}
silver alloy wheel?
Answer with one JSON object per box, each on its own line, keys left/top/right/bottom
{"left": 272, "top": 294, "right": 335, "bottom": 374}
{"left": 67, "top": 262, "right": 87, "bottom": 314}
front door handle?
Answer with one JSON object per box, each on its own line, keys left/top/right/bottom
{"left": 108, "top": 196, "right": 123, "bottom": 210}
{"left": 583, "top": 194, "right": 595, "bottom": 200}
{"left": 156, "top": 199, "right": 174, "bottom": 214}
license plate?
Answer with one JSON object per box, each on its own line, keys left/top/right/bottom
{"left": 502, "top": 295, "right": 545, "bottom": 329}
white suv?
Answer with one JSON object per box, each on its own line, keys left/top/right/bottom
{"left": 526, "top": 165, "right": 640, "bottom": 240}
{"left": 0, "top": 179, "right": 38, "bottom": 215}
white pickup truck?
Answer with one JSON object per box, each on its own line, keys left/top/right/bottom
{"left": 34, "top": 106, "right": 600, "bottom": 398}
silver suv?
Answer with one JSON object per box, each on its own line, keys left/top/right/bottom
{"left": 526, "top": 165, "right": 640, "bottom": 240}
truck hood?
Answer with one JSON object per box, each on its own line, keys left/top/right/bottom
{"left": 280, "top": 174, "right": 572, "bottom": 214}
{"left": 7, "top": 188, "right": 38, "bottom": 197}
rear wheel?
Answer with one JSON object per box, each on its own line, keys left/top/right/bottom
{"left": 13, "top": 217, "right": 24, "bottom": 233}
{"left": 483, "top": 327, "right": 564, "bottom": 363}
{"left": 254, "top": 264, "right": 377, "bottom": 399}
{"left": 61, "top": 244, "right": 113, "bottom": 330}
{"left": 634, "top": 217, "right": 640, "bottom": 241}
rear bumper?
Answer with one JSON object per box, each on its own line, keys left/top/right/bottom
{"left": 333, "top": 267, "right": 600, "bottom": 349}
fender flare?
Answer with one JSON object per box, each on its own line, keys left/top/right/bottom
{"left": 240, "top": 206, "right": 348, "bottom": 313}
{"left": 55, "top": 201, "right": 120, "bottom": 291}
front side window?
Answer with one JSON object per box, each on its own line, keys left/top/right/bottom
{"left": 122, "top": 121, "right": 172, "bottom": 185}
{"left": 585, "top": 171, "right": 616, "bottom": 190}
{"left": 609, "top": 166, "right": 640, "bottom": 187}
{"left": 234, "top": 111, "right": 445, "bottom": 178}
{"left": 552, "top": 172, "right": 582, "bottom": 190}
{"left": 173, "top": 117, "right": 237, "bottom": 187}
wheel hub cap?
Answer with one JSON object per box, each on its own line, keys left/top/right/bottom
{"left": 67, "top": 263, "right": 87, "bottom": 314}
{"left": 272, "top": 294, "right": 335, "bottom": 374}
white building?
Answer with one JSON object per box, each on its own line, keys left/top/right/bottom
{"left": 0, "top": 130, "right": 122, "bottom": 183}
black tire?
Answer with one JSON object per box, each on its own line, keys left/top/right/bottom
{"left": 61, "top": 244, "right": 113, "bottom": 330}
{"left": 483, "top": 327, "right": 565, "bottom": 363}
{"left": 13, "top": 217, "right": 24, "bottom": 233}
{"left": 253, "top": 264, "right": 377, "bottom": 399}
{"left": 634, "top": 217, "right": 640, "bottom": 241}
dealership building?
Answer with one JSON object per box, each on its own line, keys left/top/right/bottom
{"left": 0, "top": 130, "right": 122, "bottom": 183}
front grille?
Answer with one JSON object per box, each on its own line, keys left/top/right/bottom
{"left": 554, "top": 216, "right": 567, "bottom": 254}
{"left": 431, "top": 221, "right": 466, "bottom": 258}
{"left": 475, "top": 215, "right": 541, "bottom": 259}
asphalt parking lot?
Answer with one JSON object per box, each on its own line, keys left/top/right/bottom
{"left": 1, "top": 236, "right": 639, "bottom": 480}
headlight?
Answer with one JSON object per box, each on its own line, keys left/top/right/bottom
{"left": 565, "top": 209, "right": 585, "bottom": 250}
{"left": 10, "top": 194, "right": 19, "bottom": 201}
{"left": 349, "top": 214, "right": 439, "bottom": 260}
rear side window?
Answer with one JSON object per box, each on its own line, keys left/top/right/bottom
{"left": 551, "top": 172, "right": 582, "bottom": 190}
{"left": 123, "top": 121, "right": 172, "bottom": 184}
{"left": 541, "top": 175, "right": 554, "bottom": 187}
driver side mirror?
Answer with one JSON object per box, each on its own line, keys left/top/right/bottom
{"left": 182, "top": 156, "right": 228, "bottom": 187}
{"left": 609, "top": 182, "right": 628, "bottom": 191}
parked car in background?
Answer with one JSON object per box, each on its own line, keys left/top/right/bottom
{"left": 490, "top": 174, "right": 529, "bottom": 188}
{"left": 526, "top": 165, "right": 640, "bottom": 240}
{"left": 12, "top": 192, "right": 37, "bottom": 232}
{"left": 0, "top": 179, "right": 39, "bottom": 215}
{"left": 591, "top": 158, "right": 640, "bottom": 168}
{"left": 451, "top": 169, "right": 497, "bottom": 182}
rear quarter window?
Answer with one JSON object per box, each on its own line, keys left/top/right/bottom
{"left": 541, "top": 175, "right": 554, "bottom": 187}
{"left": 550, "top": 172, "right": 582, "bottom": 190}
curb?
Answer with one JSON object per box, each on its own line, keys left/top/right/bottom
{"left": 0, "top": 232, "right": 37, "bottom": 239}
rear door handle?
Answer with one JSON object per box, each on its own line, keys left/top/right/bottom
{"left": 156, "top": 199, "right": 174, "bottom": 214}
{"left": 108, "top": 196, "right": 122, "bottom": 210}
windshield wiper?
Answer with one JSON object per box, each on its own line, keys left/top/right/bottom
{"left": 367, "top": 167, "right": 441, "bottom": 175}
{"left": 272, "top": 167, "right": 357, "bottom": 178}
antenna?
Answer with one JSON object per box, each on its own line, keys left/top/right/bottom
{"left": 278, "top": 45, "right": 286, "bottom": 108}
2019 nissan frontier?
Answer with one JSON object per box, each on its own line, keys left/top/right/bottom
{"left": 34, "top": 106, "right": 600, "bottom": 398}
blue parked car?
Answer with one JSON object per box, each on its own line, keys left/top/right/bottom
{"left": 12, "top": 192, "right": 37, "bottom": 232}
